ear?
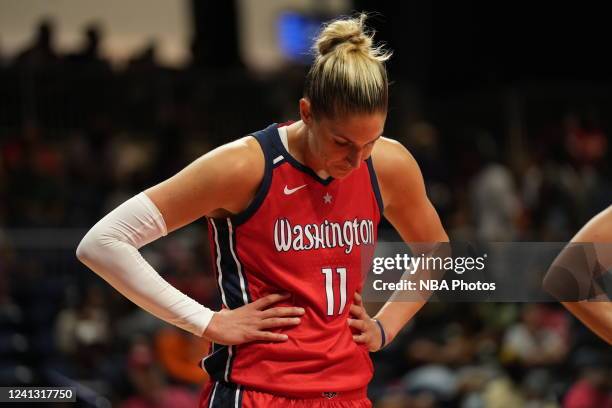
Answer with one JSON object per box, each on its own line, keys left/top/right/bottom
{"left": 299, "top": 98, "right": 312, "bottom": 125}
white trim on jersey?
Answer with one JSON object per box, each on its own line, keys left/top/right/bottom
{"left": 235, "top": 385, "right": 242, "bottom": 408}
{"left": 273, "top": 155, "right": 284, "bottom": 164}
{"left": 278, "top": 125, "right": 289, "bottom": 150}
{"left": 227, "top": 218, "right": 249, "bottom": 305}
{"left": 208, "top": 381, "right": 218, "bottom": 408}
{"left": 225, "top": 345, "right": 233, "bottom": 382}
{"left": 210, "top": 220, "right": 228, "bottom": 308}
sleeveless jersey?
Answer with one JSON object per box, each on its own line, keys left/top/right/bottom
{"left": 201, "top": 123, "right": 383, "bottom": 398}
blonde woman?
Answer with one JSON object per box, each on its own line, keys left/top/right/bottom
{"left": 77, "top": 14, "right": 448, "bottom": 407}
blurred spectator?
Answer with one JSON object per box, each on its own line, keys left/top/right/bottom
{"left": 2, "top": 121, "right": 65, "bottom": 227}
{"left": 401, "top": 365, "right": 457, "bottom": 406}
{"left": 154, "top": 326, "right": 209, "bottom": 385}
{"left": 13, "top": 18, "right": 59, "bottom": 69}
{"left": 564, "top": 111, "right": 608, "bottom": 170}
{"left": 480, "top": 376, "right": 526, "bottom": 408}
{"left": 65, "top": 23, "right": 107, "bottom": 68}
{"left": 501, "top": 304, "right": 568, "bottom": 367}
{"left": 1, "top": 15, "right": 611, "bottom": 408}
{"left": 119, "top": 339, "right": 199, "bottom": 408}
{"left": 55, "top": 284, "right": 110, "bottom": 369}
{"left": 521, "top": 369, "right": 559, "bottom": 408}
{"left": 401, "top": 120, "right": 452, "bottom": 214}
{"left": 469, "top": 133, "right": 522, "bottom": 241}
{"left": 563, "top": 350, "right": 612, "bottom": 408}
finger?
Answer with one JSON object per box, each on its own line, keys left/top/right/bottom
{"left": 348, "top": 318, "right": 366, "bottom": 332}
{"left": 350, "top": 304, "right": 367, "bottom": 319}
{"left": 251, "top": 293, "right": 291, "bottom": 310}
{"left": 354, "top": 292, "right": 363, "bottom": 306}
{"left": 260, "top": 307, "right": 305, "bottom": 319}
{"left": 258, "top": 317, "right": 301, "bottom": 329}
{"left": 252, "top": 331, "right": 289, "bottom": 342}
{"left": 352, "top": 334, "right": 367, "bottom": 343}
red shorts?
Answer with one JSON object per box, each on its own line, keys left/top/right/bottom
{"left": 199, "top": 381, "right": 372, "bottom": 408}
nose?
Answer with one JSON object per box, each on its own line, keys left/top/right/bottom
{"left": 347, "top": 147, "right": 363, "bottom": 168}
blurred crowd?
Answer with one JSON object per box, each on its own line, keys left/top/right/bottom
{"left": 0, "top": 19, "right": 611, "bottom": 407}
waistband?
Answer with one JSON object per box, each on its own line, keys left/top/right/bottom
{"left": 213, "top": 381, "right": 368, "bottom": 401}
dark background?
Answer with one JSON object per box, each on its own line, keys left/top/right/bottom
{"left": 0, "top": 1, "right": 610, "bottom": 407}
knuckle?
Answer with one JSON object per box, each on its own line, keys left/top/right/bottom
{"left": 254, "top": 310, "right": 265, "bottom": 318}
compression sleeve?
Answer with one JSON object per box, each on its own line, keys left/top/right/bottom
{"left": 76, "top": 192, "right": 215, "bottom": 337}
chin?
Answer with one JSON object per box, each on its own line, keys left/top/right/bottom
{"left": 331, "top": 167, "right": 353, "bottom": 179}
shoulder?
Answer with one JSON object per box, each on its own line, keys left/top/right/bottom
{"left": 199, "top": 135, "right": 266, "bottom": 214}
{"left": 184, "top": 134, "right": 266, "bottom": 199}
{"left": 205, "top": 135, "right": 265, "bottom": 177}
{"left": 145, "top": 134, "right": 266, "bottom": 229}
{"left": 369, "top": 137, "right": 425, "bottom": 207}
{"left": 371, "top": 137, "right": 419, "bottom": 173}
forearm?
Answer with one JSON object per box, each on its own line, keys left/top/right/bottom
{"left": 561, "top": 301, "right": 612, "bottom": 345}
{"left": 371, "top": 243, "right": 449, "bottom": 345}
{"left": 76, "top": 192, "right": 214, "bottom": 337}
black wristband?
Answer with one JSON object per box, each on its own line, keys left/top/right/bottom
{"left": 372, "top": 319, "right": 386, "bottom": 350}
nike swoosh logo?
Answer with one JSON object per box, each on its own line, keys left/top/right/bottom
{"left": 284, "top": 184, "right": 307, "bottom": 195}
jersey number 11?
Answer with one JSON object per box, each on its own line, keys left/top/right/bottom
{"left": 321, "top": 267, "right": 347, "bottom": 316}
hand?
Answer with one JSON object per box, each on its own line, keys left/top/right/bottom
{"left": 203, "top": 293, "right": 304, "bottom": 345}
{"left": 348, "top": 292, "right": 385, "bottom": 352}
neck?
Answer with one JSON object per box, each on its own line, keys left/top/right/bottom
{"left": 289, "top": 121, "right": 330, "bottom": 178}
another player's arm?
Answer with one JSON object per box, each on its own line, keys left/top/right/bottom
{"left": 77, "top": 137, "right": 304, "bottom": 345}
{"left": 545, "top": 206, "right": 612, "bottom": 345}
{"left": 349, "top": 139, "right": 449, "bottom": 350}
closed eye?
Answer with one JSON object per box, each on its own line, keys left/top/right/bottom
{"left": 334, "top": 139, "right": 350, "bottom": 147}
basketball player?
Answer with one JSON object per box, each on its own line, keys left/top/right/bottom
{"left": 76, "top": 14, "right": 448, "bottom": 407}
{"left": 544, "top": 205, "right": 612, "bottom": 345}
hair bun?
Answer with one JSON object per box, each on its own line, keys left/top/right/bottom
{"left": 315, "top": 15, "right": 372, "bottom": 57}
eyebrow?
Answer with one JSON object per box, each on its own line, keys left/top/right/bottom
{"left": 334, "top": 133, "right": 382, "bottom": 147}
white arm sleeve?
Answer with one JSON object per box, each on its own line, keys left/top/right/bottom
{"left": 76, "top": 192, "right": 215, "bottom": 337}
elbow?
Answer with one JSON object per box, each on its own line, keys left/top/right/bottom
{"left": 542, "top": 269, "right": 560, "bottom": 299}
{"left": 543, "top": 264, "right": 584, "bottom": 302}
{"left": 76, "top": 232, "right": 93, "bottom": 265}
{"left": 76, "top": 229, "right": 106, "bottom": 266}
{"left": 544, "top": 244, "right": 594, "bottom": 302}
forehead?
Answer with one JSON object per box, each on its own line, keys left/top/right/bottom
{"left": 319, "top": 112, "right": 386, "bottom": 142}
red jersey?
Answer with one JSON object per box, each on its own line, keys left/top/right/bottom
{"left": 201, "top": 123, "right": 383, "bottom": 399}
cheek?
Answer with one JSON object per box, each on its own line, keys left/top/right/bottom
{"left": 326, "top": 149, "right": 350, "bottom": 163}
{"left": 319, "top": 141, "right": 345, "bottom": 162}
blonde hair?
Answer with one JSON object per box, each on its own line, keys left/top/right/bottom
{"left": 304, "top": 13, "right": 392, "bottom": 119}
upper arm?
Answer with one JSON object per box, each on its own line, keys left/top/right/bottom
{"left": 557, "top": 206, "right": 612, "bottom": 345}
{"left": 145, "top": 136, "right": 265, "bottom": 233}
{"left": 371, "top": 138, "right": 448, "bottom": 243}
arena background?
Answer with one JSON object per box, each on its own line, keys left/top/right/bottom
{"left": 0, "top": 1, "right": 610, "bottom": 407}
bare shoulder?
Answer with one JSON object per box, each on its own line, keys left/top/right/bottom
{"left": 370, "top": 137, "right": 424, "bottom": 207}
{"left": 371, "top": 137, "right": 420, "bottom": 175}
{"left": 146, "top": 135, "right": 265, "bottom": 232}
{"left": 206, "top": 135, "right": 265, "bottom": 177}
